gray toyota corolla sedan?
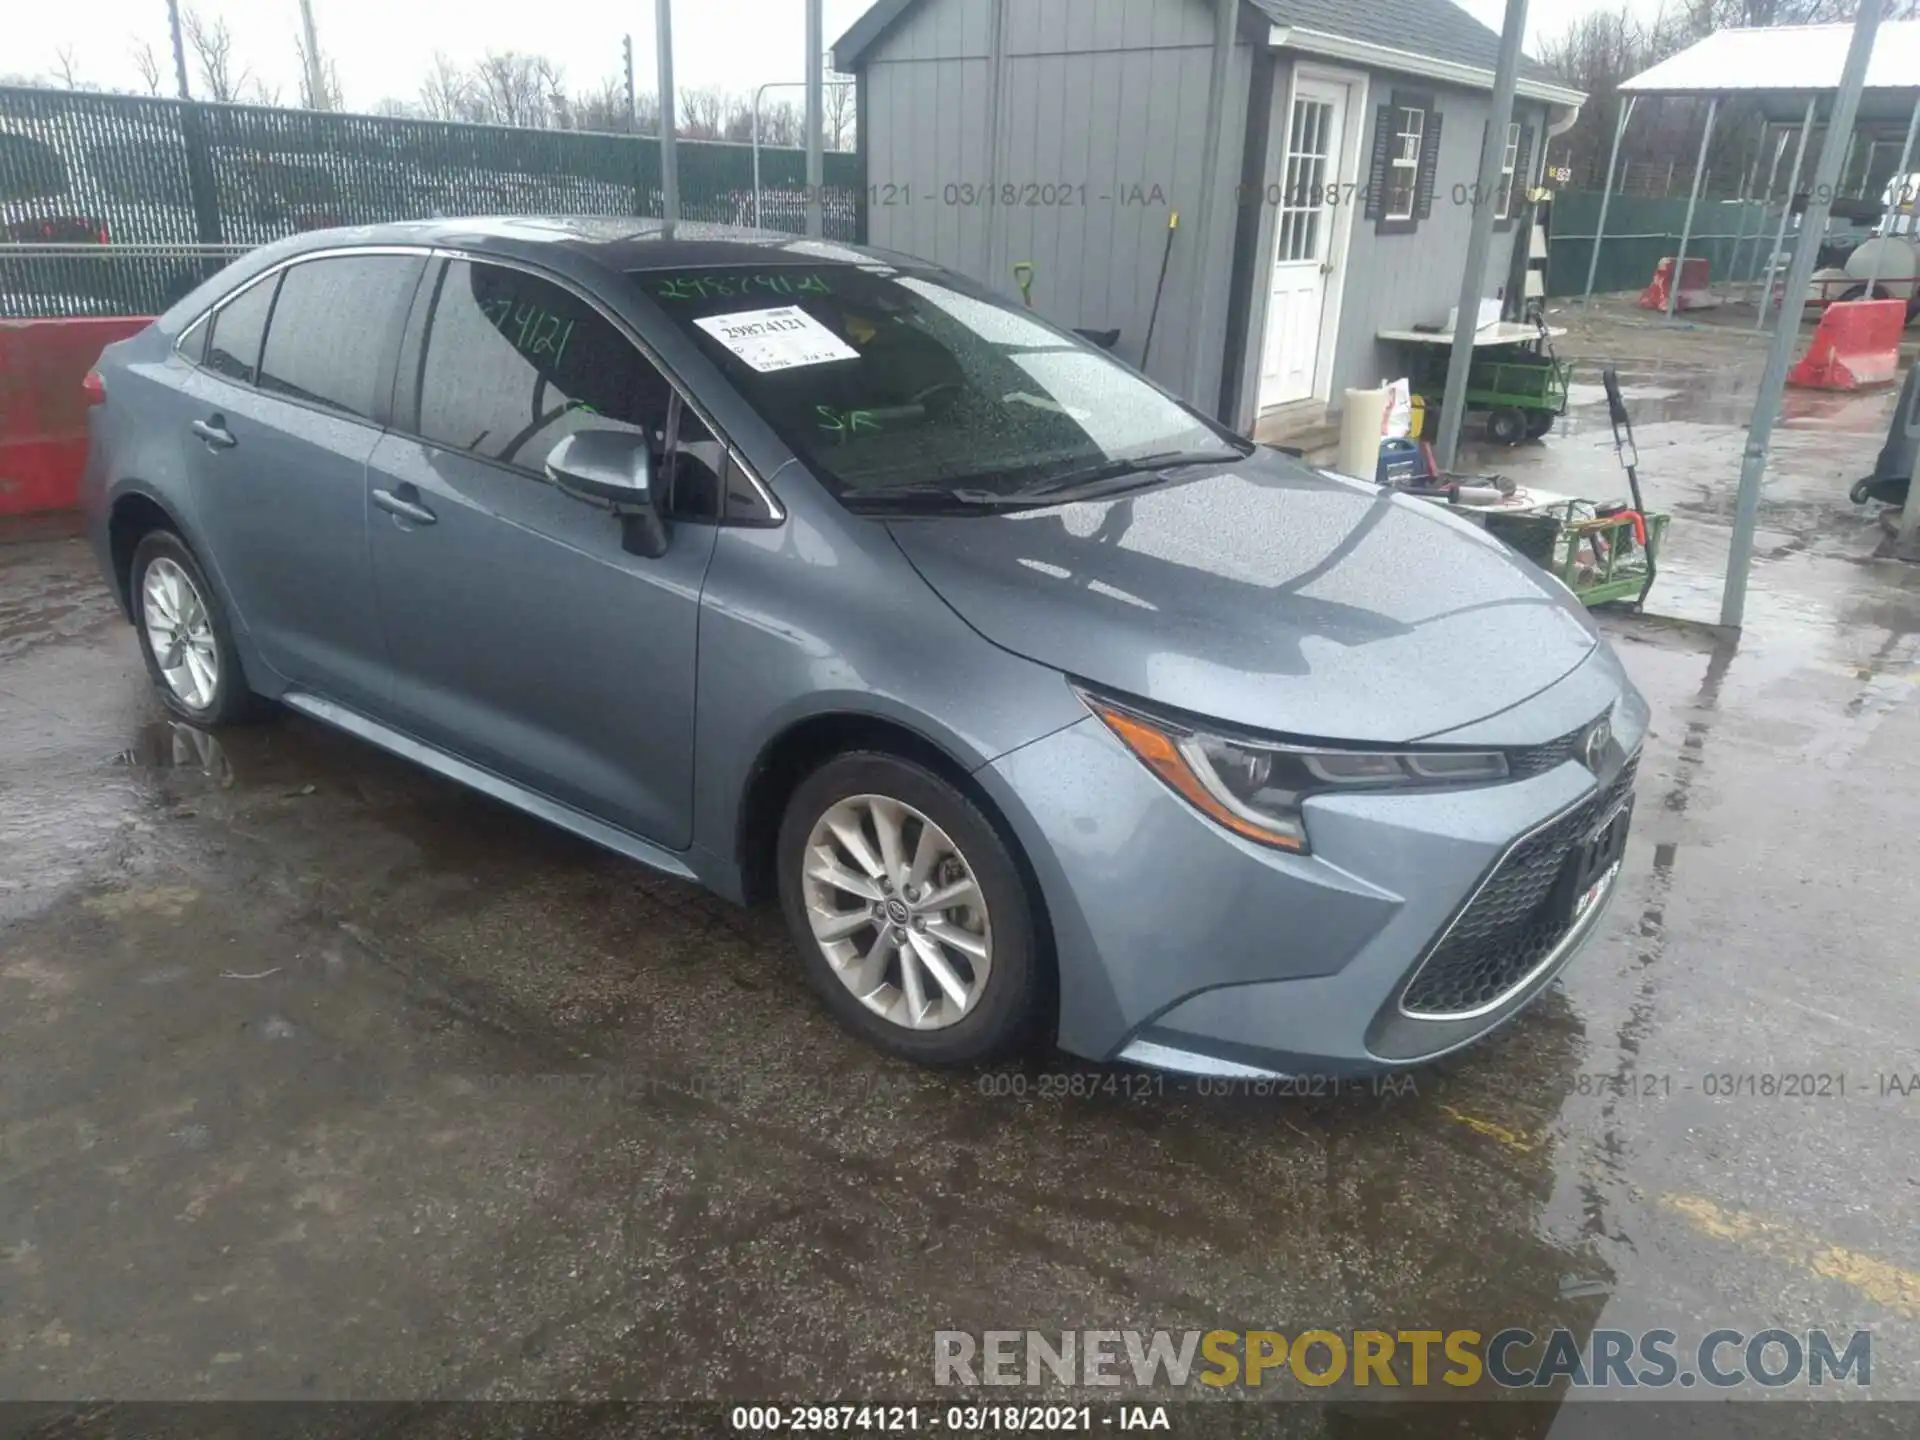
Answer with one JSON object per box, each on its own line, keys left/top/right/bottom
{"left": 83, "top": 217, "right": 1646, "bottom": 1077}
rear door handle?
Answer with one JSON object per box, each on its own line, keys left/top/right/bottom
{"left": 372, "top": 487, "right": 437, "bottom": 526}
{"left": 190, "top": 417, "right": 236, "bottom": 449}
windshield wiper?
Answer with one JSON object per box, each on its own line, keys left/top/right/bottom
{"left": 841, "top": 483, "right": 1055, "bottom": 512}
{"left": 1013, "top": 447, "right": 1244, "bottom": 499}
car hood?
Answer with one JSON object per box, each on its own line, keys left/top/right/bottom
{"left": 884, "top": 453, "right": 1599, "bottom": 743}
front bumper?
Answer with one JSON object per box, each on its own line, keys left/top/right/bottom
{"left": 975, "top": 644, "right": 1648, "bottom": 1076}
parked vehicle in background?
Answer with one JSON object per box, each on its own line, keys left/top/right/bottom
{"left": 82, "top": 217, "right": 1646, "bottom": 1078}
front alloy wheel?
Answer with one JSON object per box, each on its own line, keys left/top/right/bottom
{"left": 777, "top": 752, "right": 1041, "bottom": 1065}
{"left": 801, "top": 794, "right": 993, "bottom": 1030}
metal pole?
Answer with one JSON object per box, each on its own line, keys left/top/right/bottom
{"left": 1582, "top": 94, "right": 1635, "bottom": 304}
{"left": 1184, "top": 0, "right": 1237, "bottom": 413}
{"left": 1724, "top": 132, "right": 1759, "bottom": 296}
{"left": 623, "top": 34, "right": 637, "bottom": 131}
{"left": 1723, "top": 0, "right": 1882, "bottom": 629}
{"left": 166, "top": 0, "right": 192, "bottom": 99}
{"left": 752, "top": 82, "right": 768, "bottom": 228}
{"left": 1897, "top": 383, "right": 1920, "bottom": 560}
{"left": 1863, "top": 96, "right": 1920, "bottom": 296}
{"left": 805, "top": 0, "right": 823, "bottom": 238}
{"left": 1737, "top": 127, "right": 1789, "bottom": 289}
{"left": 1757, "top": 94, "right": 1818, "bottom": 332}
{"left": 1436, "top": 0, "right": 1528, "bottom": 474}
{"left": 1666, "top": 97, "right": 1718, "bottom": 319}
{"left": 297, "top": 0, "right": 329, "bottom": 109}
{"left": 656, "top": 0, "right": 679, "bottom": 226}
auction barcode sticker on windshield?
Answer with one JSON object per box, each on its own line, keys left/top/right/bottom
{"left": 692, "top": 306, "right": 859, "bottom": 372}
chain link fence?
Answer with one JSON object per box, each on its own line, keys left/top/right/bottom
{"left": 1546, "top": 191, "right": 1774, "bottom": 297}
{"left": 0, "top": 86, "right": 860, "bottom": 318}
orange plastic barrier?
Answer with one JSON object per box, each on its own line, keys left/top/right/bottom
{"left": 1637, "top": 256, "right": 1716, "bottom": 312}
{"left": 1786, "top": 298, "right": 1906, "bottom": 391}
{"left": 0, "top": 316, "right": 152, "bottom": 516}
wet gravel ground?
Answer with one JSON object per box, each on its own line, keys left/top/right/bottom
{"left": 4, "top": 328, "right": 1920, "bottom": 1430}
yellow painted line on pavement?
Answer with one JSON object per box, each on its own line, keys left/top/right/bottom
{"left": 1663, "top": 1195, "right": 1920, "bottom": 1320}
{"left": 1439, "top": 1104, "right": 1541, "bottom": 1155}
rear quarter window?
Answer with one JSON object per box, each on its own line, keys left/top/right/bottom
{"left": 204, "top": 275, "right": 278, "bottom": 386}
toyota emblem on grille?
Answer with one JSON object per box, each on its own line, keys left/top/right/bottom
{"left": 1581, "top": 717, "right": 1612, "bottom": 772}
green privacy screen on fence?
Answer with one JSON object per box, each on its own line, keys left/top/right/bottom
{"left": 0, "top": 86, "right": 860, "bottom": 317}
{"left": 1545, "top": 190, "right": 1773, "bottom": 298}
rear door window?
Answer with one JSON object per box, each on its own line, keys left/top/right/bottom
{"left": 412, "top": 259, "right": 672, "bottom": 473}
{"left": 204, "top": 275, "right": 278, "bottom": 386}
{"left": 257, "top": 254, "right": 422, "bottom": 420}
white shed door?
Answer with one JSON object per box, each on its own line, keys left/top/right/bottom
{"left": 1259, "top": 82, "right": 1345, "bottom": 409}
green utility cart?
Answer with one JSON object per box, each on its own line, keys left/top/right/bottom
{"left": 1482, "top": 503, "right": 1668, "bottom": 608}
{"left": 1378, "top": 321, "right": 1573, "bottom": 444}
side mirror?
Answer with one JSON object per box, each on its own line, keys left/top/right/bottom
{"left": 546, "top": 428, "right": 668, "bottom": 558}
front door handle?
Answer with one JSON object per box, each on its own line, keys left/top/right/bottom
{"left": 190, "top": 417, "right": 236, "bottom": 449}
{"left": 372, "top": 487, "right": 437, "bottom": 526}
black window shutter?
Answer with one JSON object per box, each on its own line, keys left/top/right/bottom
{"left": 1363, "top": 104, "right": 1394, "bottom": 221}
{"left": 1512, "top": 124, "right": 1535, "bottom": 204}
{"left": 1412, "top": 109, "right": 1444, "bottom": 221}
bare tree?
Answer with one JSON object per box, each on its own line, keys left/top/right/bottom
{"left": 679, "top": 86, "right": 726, "bottom": 139}
{"left": 757, "top": 98, "right": 802, "bottom": 148}
{"left": 472, "top": 51, "right": 560, "bottom": 127}
{"left": 373, "top": 97, "right": 420, "bottom": 118}
{"left": 721, "top": 94, "right": 755, "bottom": 143}
{"left": 248, "top": 77, "right": 282, "bottom": 106}
{"left": 295, "top": 31, "right": 343, "bottom": 111}
{"left": 182, "top": 7, "right": 249, "bottom": 104}
{"left": 632, "top": 90, "right": 662, "bottom": 137}
{"left": 570, "top": 76, "right": 633, "bottom": 134}
{"left": 420, "top": 52, "right": 481, "bottom": 122}
{"left": 53, "top": 44, "right": 83, "bottom": 89}
{"left": 131, "top": 40, "right": 164, "bottom": 96}
{"left": 824, "top": 74, "right": 856, "bottom": 151}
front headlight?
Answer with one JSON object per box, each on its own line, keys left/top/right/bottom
{"left": 1080, "top": 691, "right": 1509, "bottom": 854}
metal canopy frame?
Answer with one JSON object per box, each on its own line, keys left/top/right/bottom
{"left": 1579, "top": 12, "right": 1905, "bottom": 629}
{"left": 1583, "top": 22, "right": 1920, "bottom": 319}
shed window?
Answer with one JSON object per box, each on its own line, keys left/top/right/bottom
{"left": 1495, "top": 122, "right": 1522, "bottom": 219}
{"left": 1365, "top": 92, "right": 1441, "bottom": 234}
{"left": 1383, "top": 106, "right": 1424, "bottom": 222}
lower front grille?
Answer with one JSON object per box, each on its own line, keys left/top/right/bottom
{"left": 1400, "top": 757, "right": 1638, "bottom": 1017}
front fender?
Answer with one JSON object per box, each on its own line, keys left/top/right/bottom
{"left": 687, "top": 509, "right": 1087, "bottom": 898}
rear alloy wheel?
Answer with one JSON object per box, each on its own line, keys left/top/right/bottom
{"left": 777, "top": 752, "right": 1040, "bottom": 1065}
{"left": 131, "top": 531, "right": 265, "bottom": 726}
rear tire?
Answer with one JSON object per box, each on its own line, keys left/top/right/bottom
{"left": 776, "top": 751, "right": 1041, "bottom": 1066}
{"left": 1524, "top": 411, "right": 1556, "bottom": 439}
{"left": 130, "top": 531, "right": 268, "bottom": 727}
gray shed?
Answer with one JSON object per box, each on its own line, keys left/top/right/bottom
{"left": 833, "top": 0, "right": 1585, "bottom": 435}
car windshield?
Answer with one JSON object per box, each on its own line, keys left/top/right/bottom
{"left": 633, "top": 263, "right": 1245, "bottom": 499}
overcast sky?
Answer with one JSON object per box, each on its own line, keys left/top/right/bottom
{"left": 17, "top": 0, "right": 1633, "bottom": 111}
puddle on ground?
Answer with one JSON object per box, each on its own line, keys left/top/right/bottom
{"left": 116, "top": 719, "right": 235, "bottom": 787}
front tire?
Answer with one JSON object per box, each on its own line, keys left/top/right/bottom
{"left": 130, "top": 531, "right": 266, "bottom": 726}
{"left": 1487, "top": 407, "right": 1529, "bottom": 445}
{"left": 776, "top": 751, "right": 1042, "bottom": 1066}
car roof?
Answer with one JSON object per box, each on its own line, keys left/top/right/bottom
{"left": 273, "top": 215, "right": 935, "bottom": 275}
